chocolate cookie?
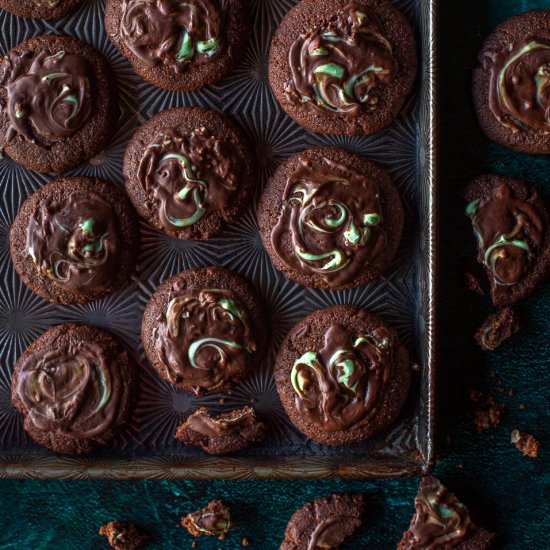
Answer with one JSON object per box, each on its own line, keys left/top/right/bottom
{"left": 182, "top": 500, "right": 234, "bottom": 538}
{"left": 0, "top": 35, "right": 118, "bottom": 173}
{"left": 174, "top": 406, "right": 268, "bottom": 454}
{"left": 268, "top": 0, "right": 417, "bottom": 135}
{"left": 275, "top": 305, "right": 411, "bottom": 445}
{"left": 0, "top": 0, "right": 81, "bottom": 19}
{"left": 464, "top": 174, "right": 550, "bottom": 306}
{"left": 398, "top": 476, "right": 497, "bottom": 550}
{"left": 257, "top": 146, "right": 403, "bottom": 290}
{"left": 104, "top": 0, "right": 251, "bottom": 92}
{"left": 99, "top": 521, "right": 149, "bottom": 550}
{"left": 10, "top": 177, "right": 139, "bottom": 305}
{"left": 473, "top": 10, "right": 550, "bottom": 154}
{"left": 141, "top": 267, "right": 268, "bottom": 394}
{"left": 11, "top": 323, "right": 137, "bottom": 455}
{"left": 124, "top": 107, "right": 255, "bottom": 240}
{"left": 281, "top": 493, "right": 365, "bottom": 550}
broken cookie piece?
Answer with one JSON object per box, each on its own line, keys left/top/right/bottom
{"left": 182, "top": 500, "right": 234, "bottom": 538}
{"left": 175, "top": 406, "right": 268, "bottom": 455}
{"left": 99, "top": 521, "right": 148, "bottom": 550}
{"left": 398, "top": 476, "right": 497, "bottom": 549}
{"left": 470, "top": 390, "right": 506, "bottom": 432}
{"left": 511, "top": 430, "right": 539, "bottom": 458}
{"left": 475, "top": 307, "right": 520, "bottom": 351}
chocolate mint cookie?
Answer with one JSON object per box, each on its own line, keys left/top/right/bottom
{"left": 0, "top": 0, "right": 81, "bottom": 19}
{"left": 99, "top": 521, "right": 149, "bottom": 550}
{"left": 464, "top": 174, "right": 550, "bottom": 306}
{"left": 473, "top": 10, "right": 550, "bottom": 154}
{"left": 281, "top": 493, "right": 365, "bottom": 550}
{"left": 174, "top": 406, "right": 268, "bottom": 454}
{"left": 0, "top": 35, "right": 118, "bottom": 173}
{"left": 275, "top": 305, "right": 411, "bottom": 445}
{"left": 257, "top": 146, "right": 403, "bottom": 290}
{"left": 398, "top": 476, "right": 497, "bottom": 549}
{"left": 105, "top": 0, "right": 251, "bottom": 92}
{"left": 11, "top": 323, "right": 137, "bottom": 455}
{"left": 124, "top": 107, "right": 255, "bottom": 240}
{"left": 182, "top": 500, "right": 233, "bottom": 537}
{"left": 269, "top": 0, "right": 417, "bottom": 135}
{"left": 10, "top": 177, "right": 139, "bottom": 305}
{"left": 141, "top": 267, "right": 268, "bottom": 394}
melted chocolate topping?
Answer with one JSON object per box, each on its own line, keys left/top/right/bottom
{"left": 26, "top": 192, "right": 120, "bottom": 293}
{"left": 409, "top": 477, "right": 472, "bottom": 549}
{"left": 120, "top": 0, "right": 224, "bottom": 72}
{"left": 291, "top": 323, "right": 394, "bottom": 432}
{"left": 307, "top": 517, "right": 344, "bottom": 550}
{"left": 187, "top": 406, "right": 256, "bottom": 437}
{"left": 484, "top": 32, "right": 550, "bottom": 133}
{"left": 153, "top": 287, "right": 256, "bottom": 394}
{"left": 0, "top": 49, "right": 91, "bottom": 144}
{"left": 466, "top": 182, "right": 544, "bottom": 288}
{"left": 137, "top": 126, "right": 239, "bottom": 235}
{"left": 16, "top": 339, "right": 122, "bottom": 439}
{"left": 271, "top": 156, "right": 386, "bottom": 286}
{"left": 285, "top": 2, "right": 398, "bottom": 116}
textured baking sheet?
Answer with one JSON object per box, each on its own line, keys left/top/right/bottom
{"left": 0, "top": 0, "right": 436, "bottom": 479}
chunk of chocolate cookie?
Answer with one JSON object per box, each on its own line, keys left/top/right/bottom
{"left": 141, "top": 267, "right": 268, "bottom": 394}
{"left": 124, "top": 107, "right": 256, "bottom": 240}
{"left": 475, "top": 307, "right": 520, "bottom": 351}
{"left": 0, "top": 0, "right": 81, "bottom": 20}
{"left": 275, "top": 304, "right": 411, "bottom": 445}
{"left": 174, "top": 406, "right": 268, "bottom": 454}
{"left": 268, "top": 0, "right": 417, "bottom": 135}
{"left": 104, "top": 0, "right": 251, "bottom": 92}
{"left": 11, "top": 323, "right": 137, "bottom": 455}
{"left": 99, "top": 521, "right": 149, "bottom": 550}
{"left": 10, "top": 177, "right": 139, "bottom": 305}
{"left": 398, "top": 476, "right": 497, "bottom": 550}
{"left": 182, "top": 500, "right": 233, "bottom": 537}
{"left": 0, "top": 35, "right": 118, "bottom": 173}
{"left": 281, "top": 493, "right": 365, "bottom": 550}
{"left": 464, "top": 174, "right": 550, "bottom": 306}
{"left": 257, "top": 146, "right": 403, "bottom": 290}
{"left": 473, "top": 10, "right": 550, "bottom": 154}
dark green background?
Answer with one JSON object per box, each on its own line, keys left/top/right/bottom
{"left": 1, "top": 1, "right": 549, "bottom": 548}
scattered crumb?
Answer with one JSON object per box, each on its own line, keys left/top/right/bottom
{"left": 191, "top": 543, "right": 196, "bottom": 548}
{"left": 411, "top": 363, "right": 421, "bottom": 372}
{"left": 218, "top": 533, "right": 225, "bottom": 541}
{"left": 250, "top": 398, "right": 257, "bottom": 404}
{"left": 509, "top": 389, "right": 515, "bottom": 397}
{"left": 497, "top": 386, "right": 505, "bottom": 393}
{"left": 464, "top": 267, "right": 485, "bottom": 295}
{"left": 475, "top": 307, "right": 520, "bottom": 351}
{"left": 242, "top": 537, "right": 250, "bottom": 546}
{"left": 458, "top": 463, "right": 464, "bottom": 469}
{"left": 98, "top": 521, "right": 149, "bottom": 550}
{"left": 219, "top": 398, "right": 225, "bottom": 405}
{"left": 519, "top": 403, "right": 526, "bottom": 411}
{"left": 511, "top": 430, "right": 539, "bottom": 458}
{"left": 470, "top": 390, "right": 505, "bottom": 432}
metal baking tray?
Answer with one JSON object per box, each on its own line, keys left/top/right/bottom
{"left": 0, "top": 0, "right": 437, "bottom": 479}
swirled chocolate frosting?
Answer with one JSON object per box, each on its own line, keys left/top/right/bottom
{"left": 15, "top": 340, "right": 122, "bottom": 439}
{"left": 120, "top": 0, "right": 224, "bottom": 72}
{"left": 154, "top": 287, "right": 256, "bottom": 393}
{"left": 271, "top": 156, "right": 386, "bottom": 286}
{"left": 408, "top": 476, "right": 472, "bottom": 549}
{"left": 137, "top": 126, "right": 239, "bottom": 234}
{"left": 285, "top": 2, "right": 398, "bottom": 115}
{"left": 466, "top": 183, "right": 544, "bottom": 286}
{"left": 484, "top": 33, "right": 550, "bottom": 133}
{"left": 0, "top": 50, "right": 91, "bottom": 144}
{"left": 186, "top": 406, "right": 256, "bottom": 437}
{"left": 290, "top": 323, "right": 394, "bottom": 431}
{"left": 26, "top": 193, "right": 120, "bottom": 293}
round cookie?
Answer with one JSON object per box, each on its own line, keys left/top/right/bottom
{"left": 104, "top": 0, "right": 251, "bottom": 92}
{"left": 11, "top": 323, "right": 137, "bottom": 455}
{"left": 10, "top": 176, "right": 139, "bottom": 305}
{"left": 275, "top": 305, "right": 411, "bottom": 446}
{"left": 142, "top": 267, "right": 268, "bottom": 394}
{"left": 0, "top": 35, "right": 118, "bottom": 173}
{"left": 124, "top": 107, "right": 256, "bottom": 240}
{"left": 464, "top": 174, "right": 550, "bottom": 306}
{"left": 473, "top": 10, "right": 550, "bottom": 154}
{"left": 0, "top": 0, "right": 81, "bottom": 19}
{"left": 257, "top": 146, "right": 403, "bottom": 290}
{"left": 268, "top": 0, "right": 417, "bottom": 135}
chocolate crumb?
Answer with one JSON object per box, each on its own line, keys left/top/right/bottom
{"left": 98, "top": 521, "right": 148, "bottom": 550}
{"left": 519, "top": 403, "right": 526, "bottom": 410}
{"left": 219, "top": 398, "right": 225, "bottom": 405}
{"left": 475, "top": 307, "right": 520, "bottom": 351}
{"left": 464, "top": 267, "right": 485, "bottom": 295}
{"left": 191, "top": 543, "right": 196, "bottom": 549}
{"left": 509, "top": 389, "right": 515, "bottom": 397}
{"left": 471, "top": 391, "right": 505, "bottom": 432}
{"left": 242, "top": 537, "right": 250, "bottom": 546}
{"left": 511, "top": 430, "right": 539, "bottom": 458}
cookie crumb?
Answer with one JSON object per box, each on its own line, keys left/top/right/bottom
{"left": 219, "top": 398, "right": 225, "bottom": 405}
{"left": 98, "top": 521, "right": 148, "bottom": 550}
{"left": 191, "top": 542, "right": 196, "bottom": 548}
{"left": 464, "top": 267, "right": 485, "bottom": 295}
{"left": 511, "top": 430, "right": 539, "bottom": 458}
{"left": 470, "top": 390, "right": 505, "bottom": 432}
{"left": 519, "top": 403, "right": 526, "bottom": 411}
{"left": 475, "top": 307, "right": 520, "bottom": 351}
{"left": 242, "top": 537, "right": 250, "bottom": 546}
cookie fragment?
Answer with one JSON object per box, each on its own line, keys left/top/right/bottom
{"left": 474, "top": 307, "right": 520, "bottom": 351}
{"left": 99, "top": 521, "right": 149, "bottom": 550}
{"left": 174, "top": 406, "right": 268, "bottom": 455}
{"left": 511, "top": 430, "right": 539, "bottom": 458}
{"left": 182, "top": 500, "right": 233, "bottom": 538}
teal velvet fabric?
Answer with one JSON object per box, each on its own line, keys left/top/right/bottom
{"left": 0, "top": 1, "right": 548, "bottom": 548}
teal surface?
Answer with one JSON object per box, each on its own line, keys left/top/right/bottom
{"left": 0, "top": 1, "right": 549, "bottom": 548}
